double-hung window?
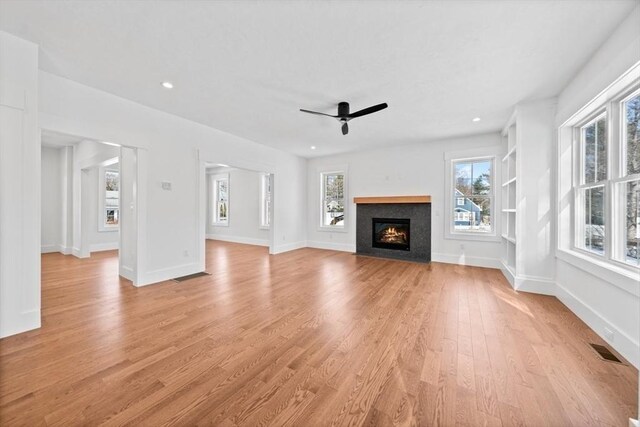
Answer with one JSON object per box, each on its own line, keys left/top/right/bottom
{"left": 211, "top": 174, "right": 229, "bottom": 226}
{"left": 320, "top": 171, "right": 345, "bottom": 229}
{"left": 576, "top": 113, "right": 607, "bottom": 255}
{"left": 571, "top": 84, "right": 639, "bottom": 268}
{"left": 99, "top": 168, "right": 119, "bottom": 230}
{"left": 451, "top": 158, "right": 494, "bottom": 234}
{"left": 619, "top": 90, "right": 640, "bottom": 266}
{"left": 260, "top": 173, "right": 271, "bottom": 228}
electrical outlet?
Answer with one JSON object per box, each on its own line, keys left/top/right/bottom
{"left": 603, "top": 327, "right": 615, "bottom": 342}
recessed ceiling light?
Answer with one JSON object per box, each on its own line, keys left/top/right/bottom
{"left": 161, "top": 81, "right": 174, "bottom": 89}
{"left": 472, "top": 117, "right": 481, "bottom": 122}
{"left": 310, "top": 146, "right": 316, "bottom": 150}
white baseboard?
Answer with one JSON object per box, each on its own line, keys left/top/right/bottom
{"left": 432, "top": 252, "right": 501, "bottom": 269}
{"left": 0, "top": 309, "right": 40, "bottom": 338}
{"left": 500, "top": 262, "right": 516, "bottom": 288}
{"left": 71, "top": 247, "right": 88, "bottom": 259}
{"left": 272, "top": 241, "right": 306, "bottom": 255}
{"left": 556, "top": 280, "right": 639, "bottom": 369}
{"left": 138, "top": 262, "right": 202, "bottom": 287}
{"left": 514, "top": 275, "right": 556, "bottom": 296}
{"left": 630, "top": 418, "right": 639, "bottom": 427}
{"left": 119, "top": 265, "right": 135, "bottom": 282}
{"left": 60, "top": 245, "right": 72, "bottom": 255}
{"left": 90, "top": 242, "right": 118, "bottom": 253}
{"left": 206, "top": 234, "right": 269, "bottom": 247}
{"left": 306, "top": 240, "right": 355, "bottom": 253}
{"left": 41, "top": 244, "right": 60, "bottom": 254}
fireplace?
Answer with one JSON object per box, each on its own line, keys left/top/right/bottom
{"left": 372, "top": 218, "right": 410, "bottom": 251}
{"left": 355, "top": 196, "right": 430, "bottom": 263}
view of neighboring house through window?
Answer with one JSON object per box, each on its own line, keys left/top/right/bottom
{"left": 104, "top": 169, "right": 119, "bottom": 228}
{"left": 212, "top": 174, "right": 229, "bottom": 225}
{"left": 260, "top": 173, "right": 271, "bottom": 228}
{"left": 321, "top": 171, "right": 345, "bottom": 228}
{"left": 452, "top": 158, "right": 493, "bottom": 233}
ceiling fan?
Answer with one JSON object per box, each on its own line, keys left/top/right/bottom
{"left": 300, "top": 101, "right": 388, "bottom": 135}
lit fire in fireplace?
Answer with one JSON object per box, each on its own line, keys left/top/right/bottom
{"left": 379, "top": 226, "right": 408, "bottom": 244}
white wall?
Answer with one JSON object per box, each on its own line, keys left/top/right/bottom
{"left": 555, "top": 6, "right": 640, "bottom": 369}
{"left": 39, "top": 70, "right": 307, "bottom": 286}
{"left": 306, "top": 133, "right": 503, "bottom": 267}
{"left": 206, "top": 167, "right": 269, "bottom": 246}
{"left": 41, "top": 146, "right": 62, "bottom": 253}
{"left": 0, "top": 31, "right": 40, "bottom": 338}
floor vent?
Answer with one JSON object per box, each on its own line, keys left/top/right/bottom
{"left": 172, "top": 272, "right": 211, "bottom": 282}
{"left": 590, "top": 343, "right": 624, "bottom": 364}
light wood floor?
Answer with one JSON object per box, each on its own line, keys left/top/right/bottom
{"left": 0, "top": 241, "right": 636, "bottom": 426}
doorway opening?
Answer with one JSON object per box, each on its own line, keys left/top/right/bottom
{"left": 40, "top": 129, "right": 142, "bottom": 284}
{"left": 200, "top": 161, "right": 275, "bottom": 267}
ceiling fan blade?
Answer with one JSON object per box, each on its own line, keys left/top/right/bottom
{"left": 342, "top": 122, "right": 349, "bottom": 135}
{"left": 348, "top": 103, "right": 388, "bottom": 119}
{"left": 300, "top": 108, "right": 337, "bottom": 118}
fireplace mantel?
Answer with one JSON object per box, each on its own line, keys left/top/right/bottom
{"left": 353, "top": 195, "right": 431, "bottom": 204}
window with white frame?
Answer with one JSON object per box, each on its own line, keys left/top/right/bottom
{"left": 451, "top": 158, "right": 494, "bottom": 233}
{"left": 100, "top": 168, "right": 119, "bottom": 230}
{"left": 576, "top": 113, "right": 607, "bottom": 255}
{"left": 211, "top": 174, "right": 229, "bottom": 226}
{"left": 260, "top": 173, "right": 271, "bottom": 228}
{"left": 572, "top": 86, "right": 639, "bottom": 267}
{"left": 320, "top": 171, "right": 345, "bottom": 228}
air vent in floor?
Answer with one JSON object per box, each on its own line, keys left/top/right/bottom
{"left": 590, "top": 343, "right": 624, "bottom": 364}
{"left": 172, "top": 272, "right": 211, "bottom": 282}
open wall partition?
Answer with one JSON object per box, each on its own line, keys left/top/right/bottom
{"left": 198, "top": 155, "right": 275, "bottom": 268}
{"left": 39, "top": 129, "right": 147, "bottom": 286}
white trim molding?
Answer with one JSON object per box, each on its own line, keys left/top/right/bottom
{"left": 272, "top": 241, "right": 307, "bottom": 255}
{"left": 306, "top": 240, "right": 355, "bottom": 253}
{"left": 90, "top": 242, "right": 119, "bottom": 253}
{"left": 432, "top": 252, "right": 501, "bottom": 269}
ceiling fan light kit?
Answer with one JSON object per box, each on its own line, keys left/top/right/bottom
{"left": 300, "top": 101, "right": 388, "bottom": 135}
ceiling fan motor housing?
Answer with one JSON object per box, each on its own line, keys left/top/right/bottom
{"left": 338, "top": 102, "right": 350, "bottom": 117}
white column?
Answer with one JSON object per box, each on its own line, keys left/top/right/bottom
{"left": 0, "top": 31, "right": 40, "bottom": 337}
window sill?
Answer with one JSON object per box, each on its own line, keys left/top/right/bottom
{"left": 259, "top": 226, "right": 270, "bottom": 230}
{"left": 211, "top": 222, "right": 229, "bottom": 227}
{"left": 556, "top": 249, "right": 639, "bottom": 297}
{"left": 98, "top": 227, "right": 119, "bottom": 233}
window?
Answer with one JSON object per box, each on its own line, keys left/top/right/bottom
{"left": 320, "top": 171, "right": 345, "bottom": 228}
{"left": 621, "top": 91, "right": 640, "bottom": 266}
{"left": 570, "top": 85, "right": 640, "bottom": 268}
{"left": 576, "top": 113, "right": 607, "bottom": 255}
{"left": 100, "top": 168, "right": 119, "bottom": 230}
{"left": 260, "top": 173, "right": 271, "bottom": 228}
{"left": 211, "top": 174, "right": 229, "bottom": 226}
{"left": 451, "top": 158, "right": 494, "bottom": 234}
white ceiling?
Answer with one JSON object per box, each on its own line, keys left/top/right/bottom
{"left": 1, "top": 1, "right": 635, "bottom": 158}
